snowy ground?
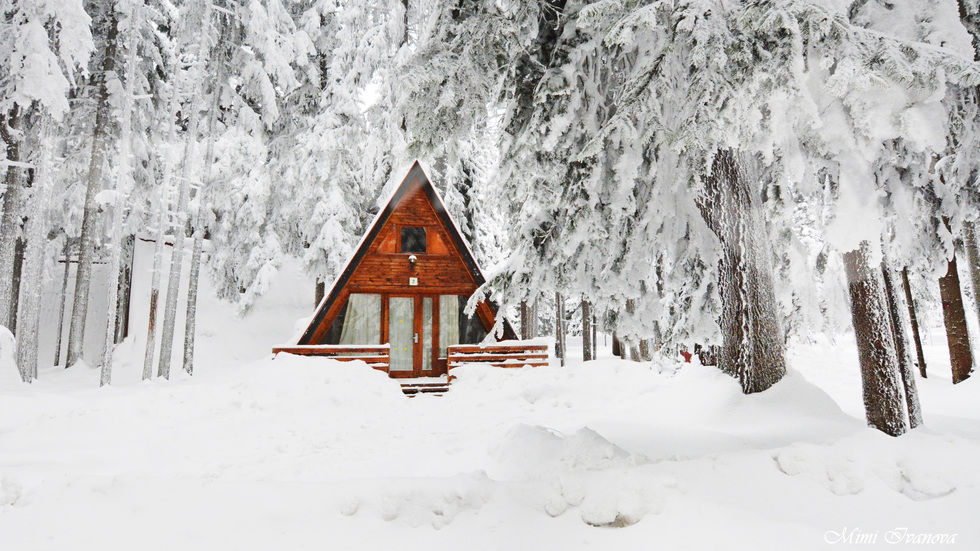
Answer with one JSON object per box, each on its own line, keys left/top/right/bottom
{"left": 1, "top": 245, "right": 978, "bottom": 549}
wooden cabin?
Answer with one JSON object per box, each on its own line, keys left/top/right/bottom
{"left": 273, "top": 162, "right": 547, "bottom": 380}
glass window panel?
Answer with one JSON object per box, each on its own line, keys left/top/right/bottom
{"left": 439, "top": 295, "right": 459, "bottom": 358}
{"left": 401, "top": 227, "right": 426, "bottom": 253}
{"left": 459, "top": 296, "right": 488, "bottom": 344}
{"left": 422, "top": 297, "right": 433, "bottom": 371}
{"left": 339, "top": 294, "right": 380, "bottom": 345}
{"left": 389, "top": 297, "right": 414, "bottom": 371}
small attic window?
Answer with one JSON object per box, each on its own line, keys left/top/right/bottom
{"left": 401, "top": 227, "right": 426, "bottom": 253}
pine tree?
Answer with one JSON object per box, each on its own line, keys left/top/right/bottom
{"left": 843, "top": 242, "right": 908, "bottom": 437}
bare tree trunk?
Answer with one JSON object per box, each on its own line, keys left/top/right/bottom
{"left": 964, "top": 222, "right": 980, "bottom": 327}
{"left": 15, "top": 116, "right": 55, "bottom": 381}
{"left": 624, "top": 299, "right": 641, "bottom": 362}
{"left": 183, "top": 110, "right": 220, "bottom": 376}
{"left": 938, "top": 253, "right": 974, "bottom": 384}
{"left": 158, "top": 2, "right": 213, "bottom": 379}
{"left": 114, "top": 235, "right": 135, "bottom": 343}
{"left": 700, "top": 149, "right": 786, "bottom": 393}
{"left": 639, "top": 339, "right": 652, "bottom": 362}
{"left": 520, "top": 299, "right": 532, "bottom": 340}
{"left": 143, "top": 68, "right": 180, "bottom": 381}
{"left": 555, "top": 292, "right": 565, "bottom": 366}
{"left": 612, "top": 330, "right": 622, "bottom": 358}
{"left": 0, "top": 105, "right": 25, "bottom": 331}
{"left": 901, "top": 267, "right": 928, "bottom": 378}
{"left": 582, "top": 296, "right": 593, "bottom": 361}
{"left": 881, "top": 263, "right": 923, "bottom": 428}
{"left": 157, "top": 163, "right": 192, "bottom": 379}
{"left": 315, "top": 279, "right": 325, "bottom": 307}
{"left": 143, "top": 199, "right": 168, "bottom": 380}
{"left": 843, "top": 242, "right": 907, "bottom": 437}
{"left": 99, "top": 1, "right": 144, "bottom": 386}
{"left": 68, "top": 12, "right": 119, "bottom": 367}
{"left": 54, "top": 236, "right": 72, "bottom": 366}
{"left": 10, "top": 239, "right": 25, "bottom": 334}
{"left": 591, "top": 312, "right": 597, "bottom": 359}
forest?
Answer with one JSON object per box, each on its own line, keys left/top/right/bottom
{"left": 2, "top": 0, "right": 980, "bottom": 442}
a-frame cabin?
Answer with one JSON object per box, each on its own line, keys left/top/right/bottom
{"left": 274, "top": 161, "right": 519, "bottom": 378}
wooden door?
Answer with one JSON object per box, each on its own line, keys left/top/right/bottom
{"left": 388, "top": 296, "right": 414, "bottom": 374}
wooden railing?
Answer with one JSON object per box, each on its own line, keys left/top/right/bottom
{"left": 271, "top": 344, "right": 390, "bottom": 371}
{"left": 447, "top": 343, "right": 550, "bottom": 369}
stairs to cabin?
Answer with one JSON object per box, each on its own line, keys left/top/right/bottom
{"left": 399, "top": 377, "right": 451, "bottom": 396}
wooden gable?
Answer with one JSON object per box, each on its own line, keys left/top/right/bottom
{"left": 297, "top": 161, "right": 514, "bottom": 345}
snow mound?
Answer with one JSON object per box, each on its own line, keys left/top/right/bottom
{"left": 490, "top": 424, "right": 636, "bottom": 479}
{"left": 334, "top": 472, "right": 492, "bottom": 529}
{"left": 0, "top": 325, "right": 20, "bottom": 388}
{"left": 774, "top": 430, "right": 979, "bottom": 500}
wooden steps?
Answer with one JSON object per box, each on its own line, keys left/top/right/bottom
{"left": 272, "top": 344, "right": 391, "bottom": 370}
{"left": 447, "top": 343, "right": 550, "bottom": 369}
{"left": 399, "top": 378, "right": 451, "bottom": 396}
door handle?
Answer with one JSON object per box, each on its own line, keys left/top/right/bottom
{"left": 414, "top": 332, "right": 419, "bottom": 344}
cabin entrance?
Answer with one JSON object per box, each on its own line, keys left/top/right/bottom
{"left": 386, "top": 294, "right": 441, "bottom": 378}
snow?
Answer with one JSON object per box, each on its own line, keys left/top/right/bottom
{"left": 1, "top": 244, "right": 979, "bottom": 549}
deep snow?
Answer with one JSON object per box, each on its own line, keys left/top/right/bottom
{"left": 0, "top": 242, "right": 978, "bottom": 549}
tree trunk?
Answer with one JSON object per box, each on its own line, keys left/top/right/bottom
{"left": 54, "top": 236, "right": 72, "bottom": 366}
{"left": 555, "top": 292, "right": 565, "bottom": 366}
{"left": 624, "top": 298, "right": 642, "bottom": 362}
{"left": 68, "top": 12, "right": 119, "bottom": 367}
{"left": 881, "top": 263, "right": 923, "bottom": 428}
{"left": 639, "top": 339, "right": 652, "bottom": 362}
{"left": 938, "top": 253, "right": 974, "bottom": 384}
{"left": 183, "top": 115, "right": 219, "bottom": 376}
{"left": 582, "top": 297, "right": 593, "bottom": 361}
{"left": 0, "top": 105, "right": 25, "bottom": 331}
{"left": 15, "top": 116, "right": 55, "bottom": 382}
{"left": 10, "top": 238, "right": 25, "bottom": 334}
{"left": 964, "top": 222, "right": 980, "bottom": 327}
{"left": 143, "top": 65, "right": 180, "bottom": 381}
{"left": 612, "top": 330, "right": 622, "bottom": 358}
{"left": 99, "top": 1, "right": 144, "bottom": 386}
{"left": 700, "top": 149, "right": 786, "bottom": 393}
{"left": 520, "top": 299, "right": 533, "bottom": 340}
{"left": 315, "top": 279, "right": 325, "bottom": 307}
{"left": 901, "top": 267, "right": 928, "bottom": 378}
{"left": 114, "top": 234, "right": 136, "bottom": 343}
{"left": 591, "top": 312, "right": 597, "bottom": 359}
{"left": 158, "top": 0, "right": 213, "bottom": 379}
{"left": 842, "top": 242, "right": 907, "bottom": 437}
{"left": 183, "top": 61, "right": 226, "bottom": 376}
{"left": 157, "top": 172, "right": 191, "bottom": 379}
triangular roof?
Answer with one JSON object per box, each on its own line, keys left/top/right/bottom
{"left": 297, "top": 161, "right": 513, "bottom": 344}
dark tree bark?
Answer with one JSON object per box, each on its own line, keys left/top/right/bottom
{"left": 582, "top": 296, "right": 593, "bottom": 361}
{"left": 591, "top": 312, "right": 597, "bottom": 359}
{"left": 901, "top": 267, "right": 928, "bottom": 378}
{"left": 114, "top": 234, "right": 136, "bottom": 343}
{"left": 520, "top": 299, "right": 535, "bottom": 340}
{"left": 10, "top": 238, "right": 25, "bottom": 334}
{"left": 0, "top": 105, "right": 25, "bottom": 331}
{"left": 881, "top": 263, "right": 923, "bottom": 428}
{"left": 54, "top": 237, "right": 72, "bottom": 366}
{"left": 507, "top": 0, "right": 568, "bottom": 137}
{"left": 315, "top": 279, "right": 325, "bottom": 307}
{"left": 611, "top": 330, "right": 622, "bottom": 358}
{"left": 554, "top": 292, "right": 566, "bottom": 366}
{"left": 843, "top": 242, "right": 907, "bottom": 437}
{"left": 938, "top": 253, "right": 974, "bottom": 384}
{"left": 964, "top": 223, "right": 980, "bottom": 328}
{"left": 68, "top": 9, "right": 119, "bottom": 367}
{"left": 700, "top": 149, "right": 786, "bottom": 393}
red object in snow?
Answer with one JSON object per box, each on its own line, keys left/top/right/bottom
{"left": 680, "top": 350, "right": 692, "bottom": 363}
